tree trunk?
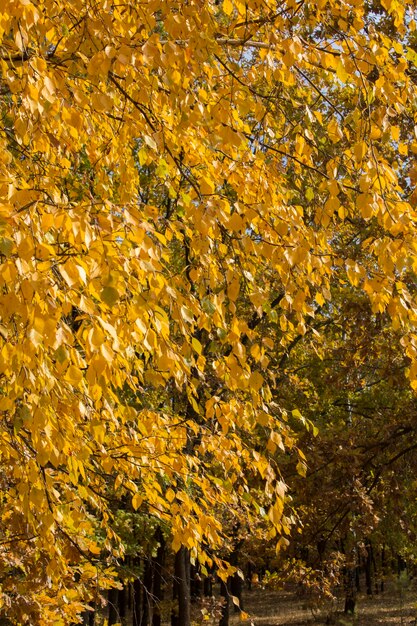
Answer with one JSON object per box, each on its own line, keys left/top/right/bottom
{"left": 228, "top": 525, "right": 243, "bottom": 614}
{"left": 230, "top": 573, "right": 243, "bottom": 613}
{"left": 246, "top": 563, "right": 253, "bottom": 592}
{"left": 397, "top": 554, "right": 407, "bottom": 577}
{"left": 118, "top": 585, "right": 127, "bottom": 624}
{"left": 81, "top": 606, "right": 95, "bottom": 626}
{"left": 171, "top": 547, "right": 191, "bottom": 626}
{"left": 133, "top": 559, "right": 143, "bottom": 626}
{"left": 128, "top": 579, "right": 132, "bottom": 611}
{"left": 108, "top": 588, "right": 119, "bottom": 625}
{"left": 142, "top": 557, "right": 153, "bottom": 626}
{"left": 371, "top": 546, "right": 378, "bottom": 594}
{"left": 344, "top": 566, "right": 356, "bottom": 614}
{"left": 365, "top": 541, "right": 373, "bottom": 596}
{"left": 190, "top": 563, "right": 203, "bottom": 599}
{"left": 203, "top": 573, "right": 213, "bottom": 596}
{"left": 219, "top": 579, "right": 230, "bottom": 626}
{"left": 152, "top": 528, "right": 165, "bottom": 626}
{"left": 380, "top": 546, "right": 386, "bottom": 592}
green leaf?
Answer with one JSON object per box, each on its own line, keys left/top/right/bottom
{"left": 100, "top": 286, "right": 119, "bottom": 306}
{"left": 0, "top": 238, "right": 13, "bottom": 257}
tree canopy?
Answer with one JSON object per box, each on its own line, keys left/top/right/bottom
{"left": 1, "top": 0, "right": 417, "bottom": 623}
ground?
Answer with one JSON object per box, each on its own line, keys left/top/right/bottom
{"left": 228, "top": 582, "right": 417, "bottom": 626}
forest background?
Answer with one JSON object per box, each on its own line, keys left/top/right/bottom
{"left": 1, "top": 0, "right": 417, "bottom": 624}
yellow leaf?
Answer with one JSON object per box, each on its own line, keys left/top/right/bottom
{"left": 357, "top": 193, "right": 374, "bottom": 220}
{"left": 165, "top": 488, "right": 175, "bottom": 503}
{"left": 268, "top": 498, "right": 283, "bottom": 525}
{"left": 249, "top": 371, "right": 263, "bottom": 391}
{"left": 60, "top": 261, "right": 79, "bottom": 288}
{"left": 228, "top": 212, "right": 243, "bottom": 231}
{"left": 353, "top": 141, "right": 367, "bottom": 162}
{"left": 144, "top": 134, "right": 157, "bottom": 150}
{"left": 200, "top": 177, "right": 215, "bottom": 195}
{"left": 327, "top": 118, "right": 343, "bottom": 143}
{"left": 65, "top": 365, "right": 83, "bottom": 386}
{"left": 192, "top": 337, "right": 202, "bottom": 355}
{"left": 132, "top": 493, "right": 143, "bottom": 510}
{"left": 391, "top": 126, "right": 400, "bottom": 141}
{"left": 223, "top": 0, "right": 233, "bottom": 16}
{"left": 89, "top": 326, "right": 105, "bottom": 348}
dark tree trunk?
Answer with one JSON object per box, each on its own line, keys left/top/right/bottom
{"left": 355, "top": 564, "right": 361, "bottom": 592}
{"left": 230, "top": 573, "right": 243, "bottom": 613}
{"left": 133, "top": 559, "right": 143, "bottom": 626}
{"left": 118, "top": 585, "right": 127, "bottom": 623}
{"left": 397, "top": 554, "right": 407, "bottom": 577}
{"left": 228, "top": 526, "right": 243, "bottom": 614}
{"left": 142, "top": 557, "right": 153, "bottom": 626}
{"left": 371, "top": 546, "right": 378, "bottom": 594}
{"left": 365, "top": 541, "right": 373, "bottom": 596}
{"left": 341, "top": 538, "right": 356, "bottom": 615}
{"left": 344, "top": 591, "right": 356, "bottom": 614}
{"left": 219, "top": 579, "right": 230, "bottom": 626}
{"left": 190, "top": 563, "right": 203, "bottom": 599}
{"left": 128, "top": 580, "right": 133, "bottom": 611}
{"left": 81, "top": 606, "right": 95, "bottom": 626}
{"left": 344, "top": 546, "right": 356, "bottom": 613}
{"left": 108, "top": 588, "right": 119, "bottom": 625}
{"left": 152, "top": 528, "right": 166, "bottom": 626}
{"left": 344, "top": 566, "right": 356, "bottom": 614}
{"left": 203, "top": 573, "right": 213, "bottom": 596}
{"left": 246, "top": 563, "right": 253, "bottom": 592}
{"left": 171, "top": 547, "right": 191, "bottom": 626}
{"left": 380, "top": 546, "right": 386, "bottom": 592}
{"left": 317, "top": 536, "right": 326, "bottom": 562}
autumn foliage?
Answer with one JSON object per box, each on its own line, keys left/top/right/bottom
{"left": 1, "top": 0, "right": 417, "bottom": 623}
